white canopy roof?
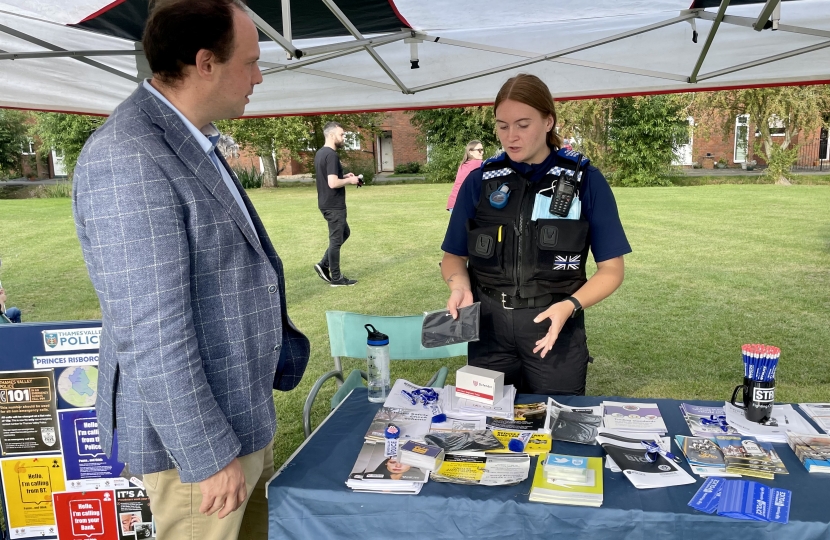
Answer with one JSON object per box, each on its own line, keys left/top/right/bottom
{"left": 1, "top": 0, "right": 829, "bottom": 116}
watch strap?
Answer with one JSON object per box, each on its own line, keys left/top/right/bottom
{"left": 565, "top": 296, "right": 582, "bottom": 318}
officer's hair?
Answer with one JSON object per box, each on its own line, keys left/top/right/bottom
{"left": 493, "top": 74, "right": 563, "bottom": 150}
{"left": 323, "top": 121, "right": 343, "bottom": 138}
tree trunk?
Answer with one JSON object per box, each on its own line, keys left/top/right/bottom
{"left": 775, "top": 176, "right": 792, "bottom": 185}
{"left": 260, "top": 153, "right": 279, "bottom": 188}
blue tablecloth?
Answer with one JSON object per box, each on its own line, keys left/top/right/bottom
{"left": 267, "top": 388, "right": 830, "bottom": 540}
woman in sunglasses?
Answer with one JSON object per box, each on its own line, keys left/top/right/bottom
{"left": 446, "top": 140, "right": 485, "bottom": 212}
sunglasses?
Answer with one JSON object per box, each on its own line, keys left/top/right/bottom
{"left": 472, "top": 148, "right": 484, "bottom": 153}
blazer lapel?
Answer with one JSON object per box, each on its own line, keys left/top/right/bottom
{"left": 136, "top": 86, "right": 264, "bottom": 254}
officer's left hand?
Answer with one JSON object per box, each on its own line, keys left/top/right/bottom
{"left": 532, "top": 301, "right": 573, "bottom": 358}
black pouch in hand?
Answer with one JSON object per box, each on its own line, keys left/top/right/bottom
{"left": 421, "top": 302, "right": 481, "bottom": 348}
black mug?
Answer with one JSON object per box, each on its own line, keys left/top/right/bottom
{"left": 731, "top": 377, "right": 775, "bottom": 423}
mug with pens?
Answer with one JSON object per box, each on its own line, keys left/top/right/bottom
{"left": 730, "top": 344, "right": 779, "bottom": 424}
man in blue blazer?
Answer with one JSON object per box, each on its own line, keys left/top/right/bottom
{"left": 72, "top": 1, "right": 309, "bottom": 538}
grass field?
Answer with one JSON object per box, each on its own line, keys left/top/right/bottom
{"left": 1, "top": 183, "right": 829, "bottom": 468}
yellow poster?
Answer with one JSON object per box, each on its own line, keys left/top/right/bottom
{"left": 1, "top": 455, "right": 65, "bottom": 539}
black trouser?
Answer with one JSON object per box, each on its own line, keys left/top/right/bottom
{"left": 320, "top": 208, "right": 350, "bottom": 279}
{"left": 468, "top": 289, "right": 591, "bottom": 395}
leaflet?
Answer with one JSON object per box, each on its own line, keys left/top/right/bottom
{"left": 1, "top": 454, "right": 66, "bottom": 539}
{"left": 431, "top": 453, "right": 530, "bottom": 486}
{"left": 0, "top": 369, "right": 61, "bottom": 455}
{"left": 799, "top": 403, "right": 830, "bottom": 434}
{"left": 59, "top": 408, "right": 129, "bottom": 491}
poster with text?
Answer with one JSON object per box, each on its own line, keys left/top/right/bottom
{"left": 33, "top": 354, "right": 99, "bottom": 410}
{"left": 53, "top": 489, "right": 118, "bottom": 540}
{"left": 59, "top": 408, "right": 129, "bottom": 491}
{"left": 116, "top": 488, "right": 155, "bottom": 539}
{"left": 0, "top": 454, "right": 65, "bottom": 539}
{"left": 0, "top": 369, "right": 61, "bottom": 456}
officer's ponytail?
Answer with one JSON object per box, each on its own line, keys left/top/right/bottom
{"left": 493, "top": 74, "right": 563, "bottom": 150}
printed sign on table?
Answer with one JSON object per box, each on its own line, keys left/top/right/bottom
{"left": 53, "top": 489, "right": 119, "bottom": 540}
{"left": 116, "top": 488, "right": 155, "bottom": 539}
{"left": 0, "top": 369, "right": 61, "bottom": 455}
{"left": 59, "top": 409, "right": 129, "bottom": 491}
{"left": 0, "top": 454, "right": 65, "bottom": 539}
{"left": 41, "top": 327, "right": 101, "bottom": 352}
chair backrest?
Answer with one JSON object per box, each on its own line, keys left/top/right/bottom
{"left": 325, "top": 311, "right": 467, "bottom": 361}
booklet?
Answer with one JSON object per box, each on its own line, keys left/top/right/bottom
{"left": 487, "top": 402, "right": 548, "bottom": 431}
{"left": 717, "top": 479, "right": 791, "bottom": 524}
{"left": 530, "top": 454, "right": 603, "bottom": 507}
{"left": 364, "top": 407, "right": 432, "bottom": 442}
{"left": 346, "top": 441, "right": 429, "bottom": 493}
{"left": 545, "top": 398, "right": 602, "bottom": 444}
{"left": 798, "top": 403, "right": 830, "bottom": 435}
{"left": 675, "top": 435, "right": 739, "bottom": 477}
{"left": 714, "top": 435, "right": 788, "bottom": 478}
{"left": 430, "top": 453, "right": 530, "bottom": 486}
{"left": 786, "top": 431, "right": 830, "bottom": 473}
{"left": 601, "top": 401, "right": 667, "bottom": 434}
{"left": 679, "top": 403, "right": 739, "bottom": 437}
{"left": 595, "top": 431, "right": 695, "bottom": 489}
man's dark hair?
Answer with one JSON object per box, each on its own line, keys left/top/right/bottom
{"left": 323, "top": 121, "right": 343, "bottom": 137}
{"left": 143, "top": 0, "right": 248, "bottom": 85}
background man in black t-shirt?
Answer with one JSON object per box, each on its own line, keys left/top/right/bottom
{"left": 314, "top": 121, "right": 361, "bottom": 286}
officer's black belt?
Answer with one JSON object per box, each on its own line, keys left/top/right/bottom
{"left": 478, "top": 287, "right": 557, "bottom": 310}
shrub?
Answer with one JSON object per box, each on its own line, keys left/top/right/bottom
{"left": 423, "top": 144, "right": 462, "bottom": 184}
{"left": 394, "top": 162, "right": 421, "bottom": 174}
{"left": 233, "top": 165, "right": 263, "bottom": 189}
{"left": 341, "top": 151, "right": 375, "bottom": 184}
{"left": 34, "top": 180, "right": 73, "bottom": 198}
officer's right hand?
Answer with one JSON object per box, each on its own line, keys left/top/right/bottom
{"left": 447, "top": 288, "right": 473, "bottom": 319}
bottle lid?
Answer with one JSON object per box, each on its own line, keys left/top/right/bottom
{"left": 365, "top": 324, "right": 389, "bottom": 346}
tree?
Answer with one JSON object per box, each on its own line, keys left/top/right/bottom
{"left": 216, "top": 117, "right": 308, "bottom": 187}
{"left": 606, "top": 95, "right": 691, "bottom": 187}
{"left": 693, "top": 86, "right": 830, "bottom": 184}
{"left": 217, "top": 112, "right": 383, "bottom": 187}
{"left": 0, "top": 110, "right": 30, "bottom": 178}
{"left": 29, "top": 113, "right": 105, "bottom": 178}
{"left": 556, "top": 99, "right": 613, "bottom": 171}
{"left": 409, "top": 107, "right": 497, "bottom": 183}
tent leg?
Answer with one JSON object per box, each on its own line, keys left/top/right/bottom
{"left": 688, "top": 0, "right": 732, "bottom": 83}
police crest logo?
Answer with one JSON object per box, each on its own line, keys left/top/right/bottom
{"left": 41, "top": 427, "right": 57, "bottom": 446}
{"left": 44, "top": 332, "right": 59, "bottom": 348}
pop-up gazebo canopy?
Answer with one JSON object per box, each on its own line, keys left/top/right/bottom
{"left": 1, "top": 0, "right": 829, "bottom": 116}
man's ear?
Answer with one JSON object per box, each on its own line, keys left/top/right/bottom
{"left": 194, "top": 49, "right": 217, "bottom": 79}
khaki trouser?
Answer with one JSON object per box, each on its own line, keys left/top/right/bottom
{"left": 143, "top": 438, "right": 275, "bottom": 540}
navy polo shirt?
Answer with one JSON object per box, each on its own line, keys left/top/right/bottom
{"left": 441, "top": 150, "right": 632, "bottom": 263}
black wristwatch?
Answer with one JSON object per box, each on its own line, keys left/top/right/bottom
{"left": 564, "top": 296, "right": 583, "bottom": 318}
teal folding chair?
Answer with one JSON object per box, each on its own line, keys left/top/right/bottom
{"left": 302, "top": 310, "right": 467, "bottom": 438}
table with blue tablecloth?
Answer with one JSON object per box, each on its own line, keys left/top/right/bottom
{"left": 267, "top": 388, "right": 830, "bottom": 540}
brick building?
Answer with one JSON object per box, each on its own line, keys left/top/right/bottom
{"left": 224, "top": 110, "right": 427, "bottom": 176}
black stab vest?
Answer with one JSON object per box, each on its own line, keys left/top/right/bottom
{"left": 466, "top": 153, "right": 591, "bottom": 299}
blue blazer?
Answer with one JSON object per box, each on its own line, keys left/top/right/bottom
{"left": 73, "top": 84, "right": 310, "bottom": 483}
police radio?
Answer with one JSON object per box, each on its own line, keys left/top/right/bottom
{"left": 549, "top": 154, "right": 584, "bottom": 217}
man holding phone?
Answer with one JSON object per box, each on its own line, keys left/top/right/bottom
{"left": 72, "top": 1, "right": 310, "bottom": 539}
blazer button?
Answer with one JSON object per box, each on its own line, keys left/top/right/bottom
{"left": 268, "top": 285, "right": 277, "bottom": 293}
{"left": 273, "top": 345, "right": 280, "bottom": 351}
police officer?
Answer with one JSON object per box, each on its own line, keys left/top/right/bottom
{"left": 440, "top": 74, "right": 631, "bottom": 396}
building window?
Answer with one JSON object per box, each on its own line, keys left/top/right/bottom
{"left": 21, "top": 138, "right": 35, "bottom": 155}
{"left": 343, "top": 132, "right": 361, "bottom": 151}
{"left": 768, "top": 115, "right": 786, "bottom": 137}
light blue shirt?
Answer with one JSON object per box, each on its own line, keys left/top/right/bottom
{"left": 142, "top": 80, "right": 258, "bottom": 238}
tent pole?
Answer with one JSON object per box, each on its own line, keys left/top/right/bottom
{"left": 281, "top": 0, "right": 292, "bottom": 59}
{"left": 319, "top": 0, "right": 412, "bottom": 94}
{"left": 753, "top": 0, "right": 781, "bottom": 31}
{"left": 0, "top": 49, "right": 139, "bottom": 60}
{"left": 292, "top": 67, "right": 400, "bottom": 91}
{"left": 425, "top": 35, "right": 687, "bottom": 82}
{"left": 688, "top": 0, "right": 732, "bottom": 84}
{"left": 261, "top": 47, "right": 367, "bottom": 75}
{"left": 0, "top": 22, "right": 139, "bottom": 82}
{"left": 409, "top": 13, "right": 694, "bottom": 94}
{"left": 697, "top": 39, "right": 830, "bottom": 81}
{"left": 697, "top": 11, "right": 830, "bottom": 39}
{"left": 244, "top": 6, "right": 302, "bottom": 59}
{"left": 300, "top": 31, "right": 411, "bottom": 57}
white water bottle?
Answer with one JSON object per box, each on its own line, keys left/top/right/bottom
{"left": 365, "top": 324, "right": 390, "bottom": 403}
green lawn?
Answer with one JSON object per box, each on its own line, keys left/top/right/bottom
{"left": 1, "top": 183, "right": 829, "bottom": 468}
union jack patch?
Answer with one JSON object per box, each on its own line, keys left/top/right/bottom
{"left": 553, "top": 255, "right": 580, "bottom": 270}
